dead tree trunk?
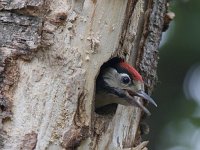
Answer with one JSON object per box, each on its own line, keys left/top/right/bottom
{"left": 0, "top": 0, "right": 168, "bottom": 149}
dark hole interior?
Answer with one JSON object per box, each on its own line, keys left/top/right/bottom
{"left": 95, "top": 103, "right": 118, "bottom": 115}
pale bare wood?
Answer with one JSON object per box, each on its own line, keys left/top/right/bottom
{"left": 0, "top": 0, "right": 167, "bottom": 149}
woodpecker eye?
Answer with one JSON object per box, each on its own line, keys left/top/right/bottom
{"left": 121, "top": 74, "right": 131, "bottom": 84}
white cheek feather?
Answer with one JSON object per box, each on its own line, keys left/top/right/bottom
{"left": 103, "top": 68, "right": 121, "bottom": 88}
{"left": 135, "top": 80, "right": 144, "bottom": 91}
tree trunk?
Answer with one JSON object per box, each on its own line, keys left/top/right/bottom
{"left": 0, "top": 0, "right": 167, "bottom": 149}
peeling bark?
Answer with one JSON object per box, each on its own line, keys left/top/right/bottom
{"left": 0, "top": 0, "right": 168, "bottom": 149}
{"left": 20, "top": 131, "right": 37, "bottom": 150}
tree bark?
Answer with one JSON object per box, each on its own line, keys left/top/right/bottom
{"left": 0, "top": 0, "right": 167, "bottom": 149}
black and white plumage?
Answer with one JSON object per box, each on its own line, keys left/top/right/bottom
{"left": 95, "top": 58, "right": 157, "bottom": 115}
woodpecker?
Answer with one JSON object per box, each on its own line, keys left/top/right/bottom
{"left": 95, "top": 58, "right": 157, "bottom": 115}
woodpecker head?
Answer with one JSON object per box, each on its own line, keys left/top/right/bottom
{"left": 95, "top": 58, "right": 157, "bottom": 115}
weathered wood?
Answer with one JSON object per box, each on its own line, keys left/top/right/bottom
{"left": 0, "top": 0, "right": 167, "bottom": 149}
{"left": 137, "top": 0, "right": 167, "bottom": 92}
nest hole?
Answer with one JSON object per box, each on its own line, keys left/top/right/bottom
{"left": 94, "top": 57, "right": 123, "bottom": 116}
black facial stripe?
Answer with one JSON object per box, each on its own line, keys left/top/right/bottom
{"left": 104, "top": 86, "right": 127, "bottom": 98}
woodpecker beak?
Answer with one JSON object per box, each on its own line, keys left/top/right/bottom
{"left": 124, "top": 89, "right": 157, "bottom": 116}
{"left": 134, "top": 90, "right": 157, "bottom": 107}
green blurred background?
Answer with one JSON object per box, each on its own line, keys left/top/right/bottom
{"left": 148, "top": 0, "right": 200, "bottom": 149}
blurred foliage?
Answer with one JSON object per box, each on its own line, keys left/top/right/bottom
{"left": 147, "top": 0, "right": 200, "bottom": 149}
